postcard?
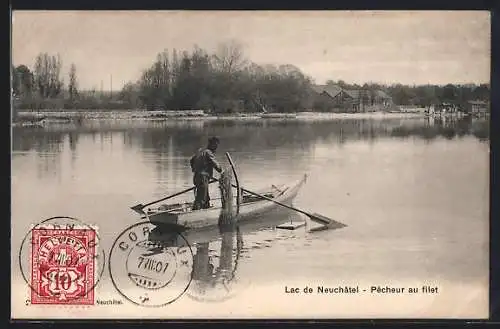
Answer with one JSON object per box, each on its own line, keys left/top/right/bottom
{"left": 11, "top": 10, "right": 490, "bottom": 319}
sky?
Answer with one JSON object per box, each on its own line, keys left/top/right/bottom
{"left": 12, "top": 11, "right": 491, "bottom": 91}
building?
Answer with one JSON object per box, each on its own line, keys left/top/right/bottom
{"left": 433, "top": 102, "right": 458, "bottom": 115}
{"left": 371, "top": 90, "right": 393, "bottom": 107}
{"left": 312, "top": 84, "right": 393, "bottom": 112}
{"left": 311, "top": 85, "right": 351, "bottom": 111}
{"left": 467, "top": 100, "right": 489, "bottom": 116}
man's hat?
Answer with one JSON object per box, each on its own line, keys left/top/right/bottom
{"left": 208, "top": 136, "right": 220, "bottom": 145}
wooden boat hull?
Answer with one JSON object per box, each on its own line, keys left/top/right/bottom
{"left": 144, "top": 174, "right": 307, "bottom": 229}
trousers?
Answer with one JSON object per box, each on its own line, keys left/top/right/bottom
{"left": 193, "top": 173, "right": 210, "bottom": 210}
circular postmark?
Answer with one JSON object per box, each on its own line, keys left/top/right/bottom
{"left": 18, "top": 216, "right": 106, "bottom": 305}
{"left": 109, "top": 221, "right": 194, "bottom": 307}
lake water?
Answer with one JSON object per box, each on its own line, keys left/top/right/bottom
{"left": 11, "top": 115, "right": 490, "bottom": 319}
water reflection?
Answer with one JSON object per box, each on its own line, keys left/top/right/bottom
{"left": 148, "top": 223, "right": 245, "bottom": 303}
{"left": 391, "top": 116, "right": 489, "bottom": 142}
{"left": 11, "top": 117, "right": 489, "bottom": 185}
{"left": 13, "top": 117, "right": 490, "bottom": 154}
{"left": 147, "top": 208, "right": 306, "bottom": 303}
{"left": 186, "top": 228, "right": 244, "bottom": 302}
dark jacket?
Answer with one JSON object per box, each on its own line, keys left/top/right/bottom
{"left": 190, "top": 148, "right": 222, "bottom": 178}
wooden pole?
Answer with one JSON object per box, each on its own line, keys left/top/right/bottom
{"left": 225, "top": 152, "right": 241, "bottom": 215}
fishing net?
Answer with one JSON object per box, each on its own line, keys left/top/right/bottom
{"left": 218, "top": 168, "right": 236, "bottom": 225}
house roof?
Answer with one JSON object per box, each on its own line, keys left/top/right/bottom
{"left": 344, "top": 89, "right": 360, "bottom": 99}
{"left": 373, "top": 90, "right": 391, "bottom": 99}
{"left": 312, "top": 84, "right": 392, "bottom": 100}
{"left": 312, "top": 84, "right": 343, "bottom": 98}
{"left": 311, "top": 85, "right": 325, "bottom": 94}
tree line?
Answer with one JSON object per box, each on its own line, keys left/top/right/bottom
{"left": 12, "top": 53, "right": 81, "bottom": 109}
{"left": 12, "top": 42, "right": 490, "bottom": 113}
{"left": 118, "top": 41, "right": 314, "bottom": 113}
{"left": 382, "top": 82, "right": 489, "bottom": 108}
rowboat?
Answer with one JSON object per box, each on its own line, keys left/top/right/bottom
{"left": 142, "top": 174, "right": 307, "bottom": 229}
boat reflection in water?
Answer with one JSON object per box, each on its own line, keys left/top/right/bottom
{"left": 148, "top": 208, "right": 313, "bottom": 303}
{"left": 186, "top": 226, "right": 244, "bottom": 302}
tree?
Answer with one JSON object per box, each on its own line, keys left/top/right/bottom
{"left": 472, "top": 84, "right": 489, "bottom": 101}
{"left": 442, "top": 84, "right": 458, "bottom": 104}
{"left": 325, "top": 80, "right": 337, "bottom": 87}
{"left": 212, "top": 40, "right": 247, "bottom": 75}
{"left": 33, "top": 52, "right": 64, "bottom": 98}
{"left": 13, "top": 65, "right": 34, "bottom": 96}
{"left": 252, "top": 64, "right": 313, "bottom": 113}
{"left": 138, "top": 49, "right": 172, "bottom": 109}
{"left": 119, "top": 82, "right": 141, "bottom": 108}
{"left": 68, "top": 63, "right": 78, "bottom": 101}
{"left": 171, "top": 51, "right": 194, "bottom": 109}
{"left": 189, "top": 46, "right": 212, "bottom": 108}
{"left": 128, "top": 44, "right": 321, "bottom": 113}
{"left": 387, "top": 84, "right": 416, "bottom": 105}
{"left": 337, "top": 80, "right": 347, "bottom": 88}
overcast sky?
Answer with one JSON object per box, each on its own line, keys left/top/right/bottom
{"left": 12, "top": 11, "right": 490, "bottom": 90}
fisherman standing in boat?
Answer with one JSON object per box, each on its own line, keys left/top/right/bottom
{"left": 190, "top": 137, "right": 223, "bottom": 210}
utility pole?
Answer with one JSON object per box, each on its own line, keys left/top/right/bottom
{"left": 100, "top": 80, "right": 103, "bottom": 99}
{"left": 110, "top": 74, "right": 113, "bottom": 99}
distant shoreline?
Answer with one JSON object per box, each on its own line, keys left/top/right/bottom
{"left": 14, "top": 110, "right": 430, "bottom": 123}
{"left": 13, "top": 110, "right": 483, "bottom": 128}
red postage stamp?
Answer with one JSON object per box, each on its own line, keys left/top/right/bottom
{"left": 30, "top": 228, "right": 96, "bottom": 305}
